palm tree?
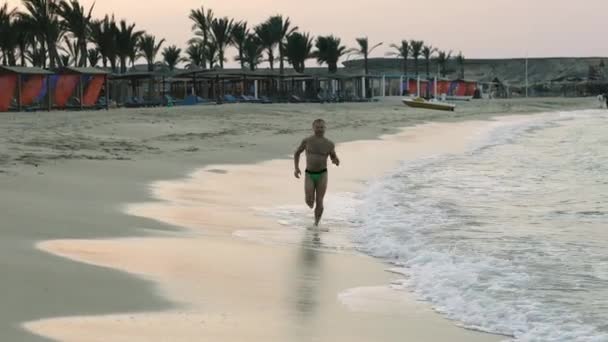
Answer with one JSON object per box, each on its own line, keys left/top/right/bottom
{"left": 56, "top": 0, "right": 94, "bottom": 67}
{"left": 456, "top": 52, "right": 465, "bottom": 79}
{"left": 435, "top": 50, "right": 451, "bottom": 77}
{"left": 60, "top": 35, "right": 79, "bottom": 66}
{"left": 422, "top": 45, "right": 436, "bottom": 78}
{"left": 116, "top": 20, "right": 143, "bottom": 73}
{"left": 205, "top": 42, "right": 219, "bottom": 68}
{"left": 387, "top": 40, "right": 410, "bottom": 75}
{"left": 162, "top": 45, "right": 184, "bottom": 71}
{"left": 314, "top": 35, "right": 347, "bottom": 73}
{"left": 87, "top": 47, "right": 100, "bottom": 67}
{"left": 410, "top": 40, "right": 424, "bottom": 77}
{"left": 138, "top": 34, "right": 165, "bottom": 71}
{"left": 254, "top": 21, "right": 276, "bottom": 70}
{"left": 209, "top": 17, "right": 233, "bottom": 69}
{"left": 90, "top": 16, "right": 118, "bottom": 71}
{"left": 285, "top": 32, "right": 313, "bottom": 73}
{"left": 0, "top": 3, "right": 17, "bottom": 66}
{"left": 185, "top": 42, "right": 205, "bottom": 69}
{"left": 189, "top": 6, "right": 213, "bottom": 69}
{"left": 231, "top": 21, "right": 248, "bottom": 69}
{"left": 59, "top": 53, "right": 70, "bottom": 66}
{"left": 350, "top": 37, "right": 382, "bottom": 76}
{"left": 21, "top": 0, "right": 64, "bottom": 68}
{"left": 267, "top": 15, "right": 297, "bottom": 74}
{"left": 26, "top": 42, "right": 47, "bottom": 67}
{"left": 240, "top": 34, "right": 263, "bottom": 71}
{"left": 15, "top": 18, "right": 34, "bottom": 66}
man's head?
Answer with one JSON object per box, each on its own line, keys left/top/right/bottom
{"left": 312, "top": 119, "right": 326, "bottom": 136}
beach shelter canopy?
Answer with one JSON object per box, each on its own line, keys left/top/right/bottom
{"left": 0, "top": 66, "right": 54, "bottom": 112}
{"left": 54, "top": 67, "right": 109, "bottom": 109}
{"left": 0, "top": 66, "right": 53, "bottom": 75}
{"left": 110, "top": 70, "right": 176, "bottom": 80}
{"left": 58, "top": 66, "right": 110, "bottom": 75}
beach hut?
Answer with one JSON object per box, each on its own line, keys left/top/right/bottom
{"left": 110, "top": 70, "right": 176, "bottom": 107}
{"left": 56, "top": 67, "right": 109, "bottom": 110}
{"left": 449, "top": 79, "right": 479, "bottom": 97}
{"left": 0, "top": 66, "right": 54, "bottom": 112}
{"left": 404, "top": 78, "right": 430, "bottom": 98}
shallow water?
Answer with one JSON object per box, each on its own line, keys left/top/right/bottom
{"left": 350, "top": 110, "right": 608, "bottom": 341}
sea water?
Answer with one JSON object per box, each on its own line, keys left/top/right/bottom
{"left": 263, "top": 110, "right": 608, "bottom": 341}
{"left": 352, "top": 110, "right": 608, "bottom": 341}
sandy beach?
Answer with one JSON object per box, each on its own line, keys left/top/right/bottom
{"left": 0, "top": 97, "right": 593, "bottom": 341}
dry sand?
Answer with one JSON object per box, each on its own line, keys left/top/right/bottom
{"left": 0, "top": 97, "right": 593, "bottom": 341}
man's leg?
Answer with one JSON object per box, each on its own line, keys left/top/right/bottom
{"left": 305, "top": 174, "right": 315, "bottom": 209}
{"left": 314, "top": 173, "right": 328, "bottom": 227}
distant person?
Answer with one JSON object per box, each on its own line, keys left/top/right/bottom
{"left": 293, "top": 119, "right": 340, "bottom": 229}
{"left": 598, "top": 94, "right": 605, "bottom": 108}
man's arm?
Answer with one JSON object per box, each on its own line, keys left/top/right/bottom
{"left": 330, "top": 144, "right": 340, "bottom": 166}
{"left": 294, "top": 139, "right": 307, "bottom": 178}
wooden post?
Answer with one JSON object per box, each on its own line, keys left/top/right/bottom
{"left": 47, "top": 75, "right": 52, "bottom": 111}
{"left": 193, "top": 74, "right": 197, "bottom": 97}
{"left": 382, "top": 75, "right": 386, "bottom": 97}
{"left": 104, "top": 75, "right": 109, "bottom": 110}
{"left": 17, "top": 74, "right": 22, "bottom": 111}
{"left": 361, "top": 77, "right": 366, "bottom": 98}
{"left": 243, "top": 75, "right": 247, "bottom": 96}
{"left": 79, "top": 75, "right": 84, "bottom": 110}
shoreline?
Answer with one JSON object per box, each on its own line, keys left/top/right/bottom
{"left": 21, "top": 116, "right": 542, "bottom": 341}
{"left": 0, "top": 98, "right": 593, "bottom": 341}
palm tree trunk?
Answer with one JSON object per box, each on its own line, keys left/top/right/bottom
{"left": 47, "top": 38, "right": 57, "bottom": 68}
{"left": 268, "top": 49, "right": 274, "bottom": 70}
{"left": 80, "top": 41, "right": 87, "bottom": 67}
{"left": 239, "top": 48, "right": 244, "bottom": 69}
{"left": 364, "top": 54, "right": 369, "bottom": 98}
{"left": 219, "top": 50, "right": 224, "bottom": 69}
{"left": 279, "top": 50, "right": 284, "bottom": 74}
{"left": 426, "top": 59, "right": 430, "bottom": 78}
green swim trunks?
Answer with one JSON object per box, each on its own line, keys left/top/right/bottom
{"left": 306, "top": 169, "right": 327, "bottom": 183}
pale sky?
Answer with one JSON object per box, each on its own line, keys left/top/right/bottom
{"left": 6, "top": 0, "right": 608, "bottom": 67}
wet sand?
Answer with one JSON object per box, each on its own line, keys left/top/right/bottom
{"left": 0, "top": 97, "right": 592, "bottom": 341}
{"left": 25, "top": 119, "right": 528, "bottom": 341}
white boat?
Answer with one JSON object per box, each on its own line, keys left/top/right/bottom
{"left": 402, "top": 97, "right": 455, "bottom": 111}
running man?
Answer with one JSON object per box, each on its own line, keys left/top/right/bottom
{"left": 294, "top": 119, "right": 340, "bottom": 228}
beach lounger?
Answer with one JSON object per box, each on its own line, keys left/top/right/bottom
{"left": 259, "top": 96, "right": 273, "bottom": 104}
{"left": 223, "top": 94, "right": 239, "bottom": 103}
{"left": 245, "top": 95, "right": 262, "bottom": 103}
{"left": 125, "top": 97, "right": 145, "bottom": 108}
{"left": 163, "top": 95, "right": 183, "bottom": 106}
{"left": 289, "top": 95, "right": 304, "bottom": 103}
